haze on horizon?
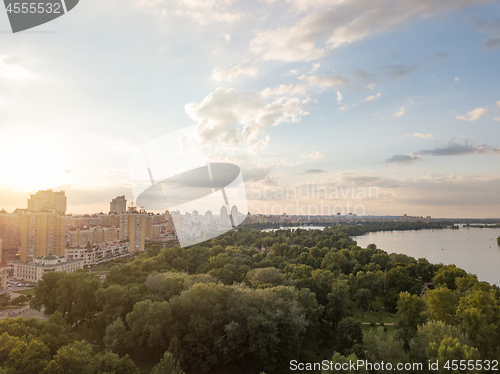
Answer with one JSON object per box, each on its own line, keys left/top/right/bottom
{"left": 0, "top": 0, "right": 499, "bottom": 218}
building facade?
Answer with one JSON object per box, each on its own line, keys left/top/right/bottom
{"left": 19, "top": 212, "right": 67, "bottom": 261}
{"left": 68, "top": 225, "right": 120, "bottom": 247}
{"left": 0, "top": 210, "right": 20, "bottom": 260}
{"left": 65, "top": 240, "right": 130, "bottom": 266}
{"left": 110, "top": 195, "right": 127, "bottom": 214}
{"left": 120, "top": 211, "right": 152, "bottom": 253}
{"left": 13, "top": 254, "right": 85, "bottom": 283}
{"left": 27, "top": 189, "right": 67, "bottom": 215}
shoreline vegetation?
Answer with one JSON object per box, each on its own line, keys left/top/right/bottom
{"left": 2, "top": 221, "right": 499, "bottom": 374}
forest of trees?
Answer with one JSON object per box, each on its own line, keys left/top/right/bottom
{"left": 1, "top": 224, "right": 499, "bottom": 373}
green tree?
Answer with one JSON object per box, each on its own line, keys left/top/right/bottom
{"left": 456, "top": 289, "right": 499, "bottom": 357}
{"left": 43, "top": 340, "right": 95, "bottom": 374}
{"left": 363, "top": 327, "right": 409, "bottom": 372}
{"left": 125, "top": 299, "right": 173, "bottom": 358}
{"left": 426, "top": 337, "right": 480, "bottom": 374}
{"left": 354, "top": 288, "right": 372, "bottom": 317}
{"left": 424, "top": 287, "right": 459, "bottom": 325}
{"left": 0, "top": 333, "right": 22, "bottom": 363}
{"left": 94, "top": 351, "right": 139, "bottom": 374}
{"left": 5, "top": 338, "right": 50, "bottom": 374}
{"left": 455, "top": 274, "right": 478, "bottom": 292}
{"left": 432, "top": 265, "right": 467, "bottom": 291}
{"left": 30, "top": 271, "right": 66, "bottom": 315}
{"left": 151, "top": 352, "right": 185, "bottom": 374}
{"left": 325, "top": 280, "right": 350, "bottom": 327}
{"left": 410, "top": 321, "right": 470, "bottom": 364}
{"left": 246, "top": 267, "right": 284, "bottom": 288}
{"left": 104, "top": 318, "right": 132, "bottom": 355}
{"left": 335, "top": 317, "right": 363, "bottom": 355}
{"left": 395, "top": 292, "right": 427, "bottom": 348}
{"left": 96, "top": 284, "right": 144, "bottom": 327}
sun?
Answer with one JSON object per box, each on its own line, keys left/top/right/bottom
{"left": 0, "top": 134, "right": 66, "bottom": 192}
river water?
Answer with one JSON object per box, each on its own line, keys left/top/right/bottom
{"left": 353, "top": 225, "right": 500, "bottom": 286}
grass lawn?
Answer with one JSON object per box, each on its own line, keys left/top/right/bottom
{"left": 0, "top": 306, "right": 19, "bottom": 311}
{"left": 16, "top": 289, "right": 35, "bottom": 296}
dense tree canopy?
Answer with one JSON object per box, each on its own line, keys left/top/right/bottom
{"left": 4, "top": 222, "right": 498, "bottom": 374}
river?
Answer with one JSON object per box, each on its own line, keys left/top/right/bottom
{"left": 353, "top": 225, "right": 500, "bottom": 286}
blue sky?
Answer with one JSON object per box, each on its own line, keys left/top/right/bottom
{"left": 0, "top": 0, "right": 499, "bottom": 217}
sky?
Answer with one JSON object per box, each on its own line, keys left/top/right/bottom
{"left": 0, "top": 0, "right": 499, "bottom": 218}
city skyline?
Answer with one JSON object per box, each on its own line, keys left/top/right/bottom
{"left": 0, "top": 1, "right": 499, "bottom": 218}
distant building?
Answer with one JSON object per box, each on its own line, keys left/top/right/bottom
{"left": 171, "top": 212, "right": 185, "bottom": 231}
{"left": 65, "top": 240, "right": 130, "bottom": 266}
{"left": 13, "top": 254, "right": 85, "bottom": 283}
{"left": 68, "top": 226, "right": 119, "bottom": 247}
{"left": 120, "top": 209, "right": 152, "bottom": 253}
{"left": 27, "top": 189, "right": 67, "bottom": 215}
{"left": 220, "top": 206, "right": 231, "bottom": 227}
{"left": 110, "top": 195, "right": 127, "bottom": 214}
{"left": 19, "top": 212, "right": 67, "bottom": 261}
{"left": 0, "top": 209, "right": 20, "bottom": 258}
{"left": 231, "top": 205, "right": 239, "bottom": 226}
{"left": 205, "top": 210, "right": 213, "bottom": 225}
{"left": 127, "top": 202, "right": 138, "bottom": 213}
{"left": 0, "top": 239, "right": 7, "bottom": 291}
{"left": 0, "top": 267, "right": 7, "bottom": 291}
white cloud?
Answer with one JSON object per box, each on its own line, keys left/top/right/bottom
{"left": 338, "top": 103, "right": 356, "bottom": 111}
{"left": 393, "top": 106, "right": 405, "bottom": 117}
{"left": 454, "top": 77, "right": 460, "bottom": 82}
{"left": 211, "top": 60, "right": 258, "bottom": 81}
{"left": 309, "top": 63, "right": 321, "bottom": 73}
{"left": 367, "top": 83, "right": 376, "bottom": 90}
{"left": 497, "top": 100, "right": 500, "bottom": 108}
{"left": 261, "top": 84, "right": 307, "bottom": 98}
{"left": 132, "top": 0, "right": 243, "bottom": 24}
{"left": 406, "top": 133, "right": 433, "bottom": 139}
{"left": 248, "top": 135, "right": 270, "bottom": 156}
{"left": 0, "top": 56, "right": 37, "bottom": 81}
{"left": 249, "top": 22, "right": 328, "bottom": 62}
{"left": 456, "top": 107, "right": 488, "bottom": 121}
{"left": 300, "top": 151, "right": 324, "bottom": 159}
{"left": 385, "top": 153, "right": 421, "bottom": 165}
{"left": 185, "top": 87, "right": 312, "bottom": 145}
{"left": 262, "top": 72, "right": 347, "bottom": 97}
{"left": 174, "top": 0, "right": 243, "bottom": 24}
{"left": 336, "top": 91, "right": 343, "bottom": 104}
{"left": 248, "top": 1, "right": 493, "bottom": 62}
{"left": 494, "top": 116, "right": 500, "bottom": 122}
{"left": 298, "top": 73, "right": 348, "bottom": 87}
{"left": 282, "top": 69, "right": 299, "bottom": 76}
{"left": 365, "top": 93, "right": 381, "bottom": 102}
{"left": 223, "top": 33, "right": 231, "bottom": 42}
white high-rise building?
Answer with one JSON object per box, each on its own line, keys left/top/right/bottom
{"left": 231, "top": 205, "right": 239, "bottom": 226}
{"left": 220, "top": 206, "right": 230, "bottom": 227}
{"left": 205, "top": 210, "right": 213, "bottom": 226}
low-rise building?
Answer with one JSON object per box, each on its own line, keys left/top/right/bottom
{"left": 65, "top": 240, "right": 130, "bottom": 266}
{"left": 13, "top": 255, "right": 85, "bottom": 283}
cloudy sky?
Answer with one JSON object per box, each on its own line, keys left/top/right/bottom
{"left": 0, "top": 0, "right": 499, "bottom": 217}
